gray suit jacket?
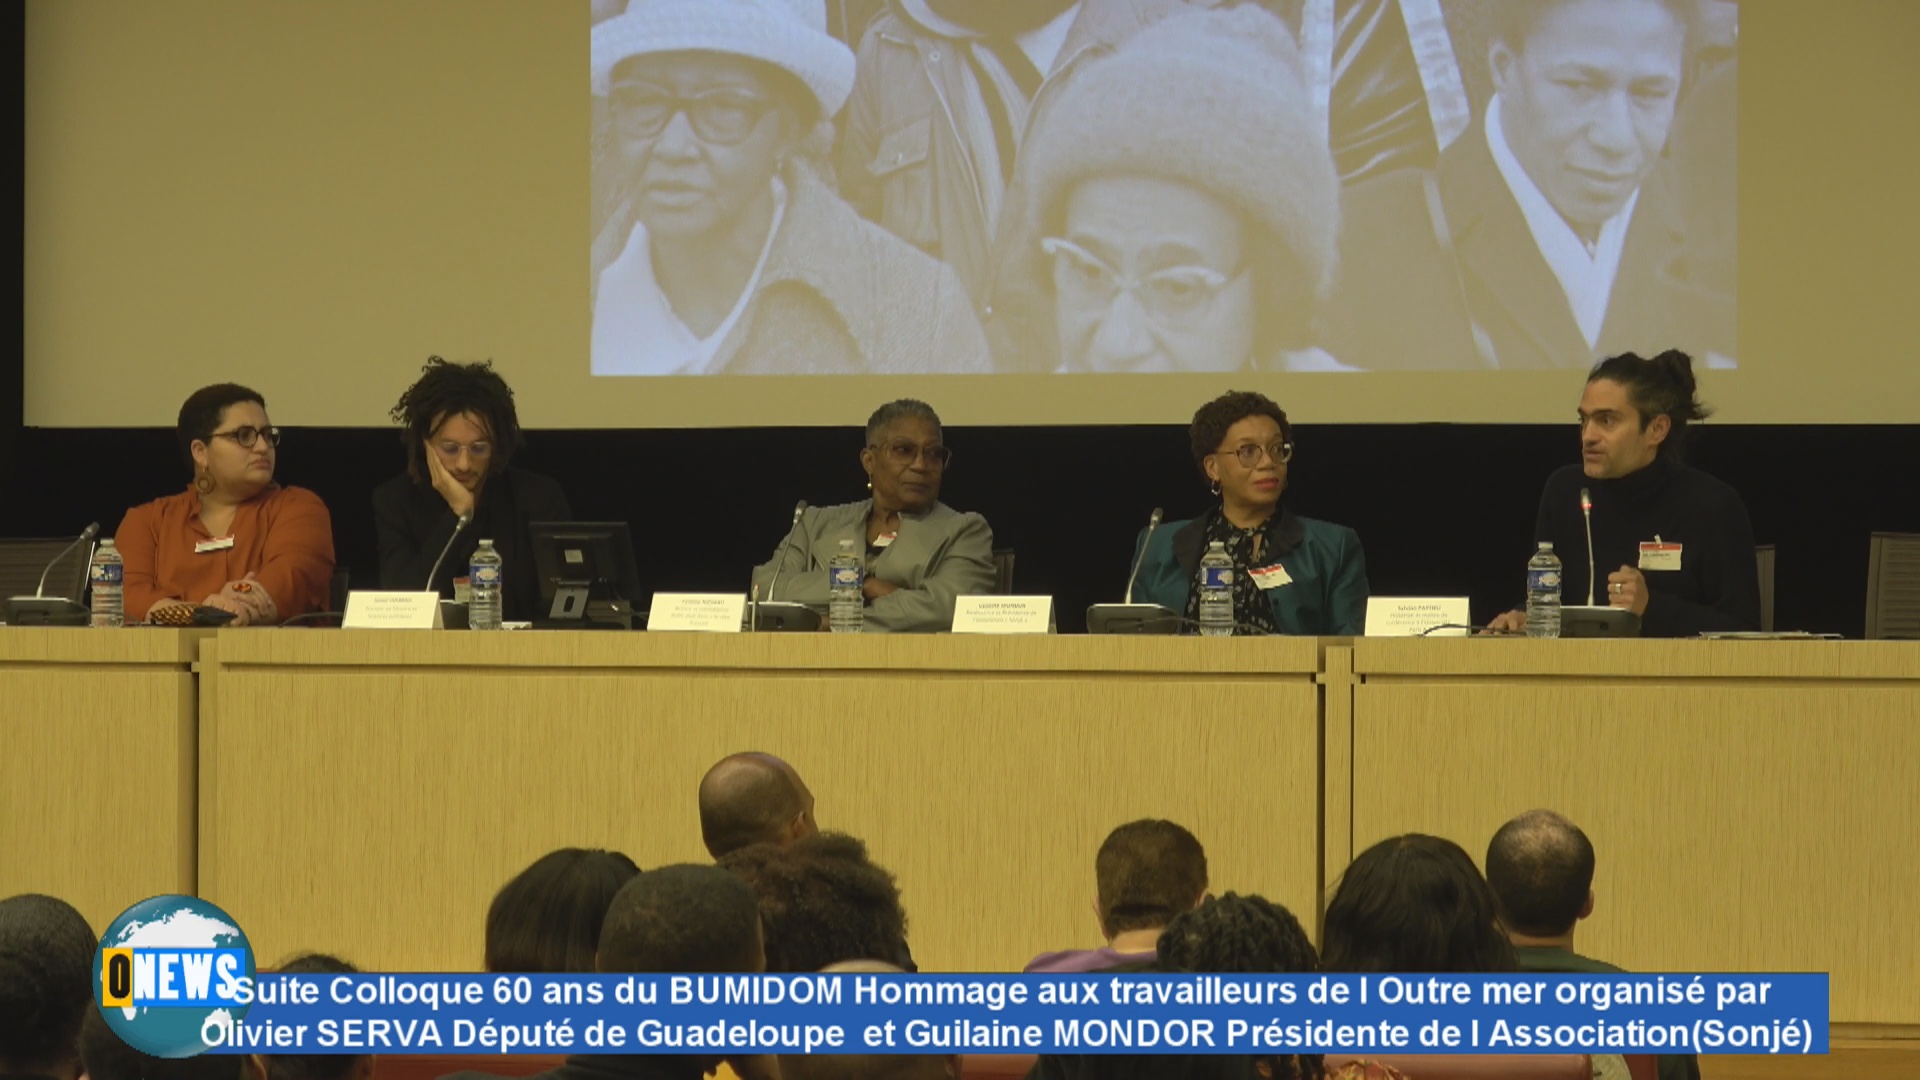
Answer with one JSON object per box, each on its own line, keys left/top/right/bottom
{"left": 750, "top": 499, "right": 995, "bottom": 633}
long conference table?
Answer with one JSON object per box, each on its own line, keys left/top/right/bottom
{"left": 4, "top": 628, "right": 1916, "bottom": 1052}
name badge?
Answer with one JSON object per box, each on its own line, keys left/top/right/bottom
{"left": 1639, "top": 540, "right": 1683, "bottom": 572}
{"left": 648, "top": 593, "right": 746, "bottom": 633}
{"left": 342, "top": 591, "right": 443, "bottom": 630}
{"left": 1249, "top": 564, "right": 1292, "bottom": 590}
{"left": 952, "top": 595, "right": 1053, "bottom": 635}
{"left": 195, "top": 536, "right": 235, "bottom": 553}
{"left": 872, "top": 532, "right": 897, "bottom": 549}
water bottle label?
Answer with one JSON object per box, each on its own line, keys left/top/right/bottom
{"left": 831, "top": 565, "right": 863, "bottom": 588}
{"left": 1201, "top": 567, "right": 1233, "bottom": 590}
{"left": 470, "top": 563, "right": 502, "bottom": 586}
{"left": 1528, "top": 568, "right": 1561, "bottom": 592}
{"left": 91, "top": 563, "right": 123, "bottom": 586}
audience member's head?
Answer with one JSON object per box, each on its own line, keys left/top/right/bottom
{"left": 699, "top": 752, "right": 818, "bottom": 859}
{"left": 244, "top": 954, "right": 372, "bottom": 1080}
{"left": 1157, "top": 893, "right": 1317, "bottom": 976}
{"left": 485, "top": 847, "right": 641, "bottom": 973}
{"left": 1321, "top": 834, "right": 1516, "bottom": 973}
{"left": 780, "top": 962, "right": 956, "bottom": 1080}
{"left": 597, "top": 864, "right": 764, "bottom": 974}
{"left": 0, "top": 894, "right": 95, "bottom": 1080}
{"left": 1095, "top": 820, "right": 1209, "bottom": 942}
{"left": 1157, "top": 894, "right": 1325, "bottom": 1080}
{"left": 719, "top": 832, "right": 912, "bottom": 973}
{"left": 1486, "top": 809, "right": 1597, "bottom": 941}
{"left": 79, "top": 1010, "right": 242, "bottom": 1080}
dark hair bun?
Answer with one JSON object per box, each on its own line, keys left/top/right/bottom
{"left": 1651, "top": 348, "right": 1698, "bottom": 397}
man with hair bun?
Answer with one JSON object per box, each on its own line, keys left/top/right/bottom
{"left": 1490, "top": 349, "right": 1759, "bottom": 637}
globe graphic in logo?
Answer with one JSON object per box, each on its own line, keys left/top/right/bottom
{"left": 97, "top": 895, "right": 255, "bottom": 1058}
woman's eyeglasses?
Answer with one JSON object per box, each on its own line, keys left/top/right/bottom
{"left": 870, "top": 441, "right": 953, "bottom": 470}
{"left": 1218, "top": 441, "right": 1293, "bottom": 468}
{"left": 608, "top": 82, "right": 776, "bottom": 146}
{"left": 209, "top": 426, "right": 281, "bottom": 449}
{"left": 1041, "top": 237, "right": 1238, "bottom": 330}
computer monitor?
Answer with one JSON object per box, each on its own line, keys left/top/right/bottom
{"left": 529, "top": 522, "right": 644, "bottom": 630}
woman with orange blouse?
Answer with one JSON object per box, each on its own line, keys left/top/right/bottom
{"left": 116, "top": 384, "right": 335, "bottom": 625}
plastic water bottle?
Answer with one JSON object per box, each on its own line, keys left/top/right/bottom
{"left": 1526, "top": 541, "right": 1562, "bottom": 639}
{"left": 829, "top": 539, "right": 864, "bottom": 633}
{"left": 469, "top": 539, "right": 503, "bottom": 630}
{"left": 1198, "top": 541, "right": 1235, "bottom": 637}
{"left": 89, "top": 539, "right": 124, "bottom": 628}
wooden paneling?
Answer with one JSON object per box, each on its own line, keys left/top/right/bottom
{"left": 200, "top": 631, "right": 1324, "bottom": 973}
{"left": 1349, "top": 639, "right": 1920, "bottom": 1026}
{"left": 0, "top": 627, "right": 204, "bottom": 933}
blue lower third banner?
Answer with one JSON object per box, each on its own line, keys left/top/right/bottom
{"left": 198, "top": 973, "right": 1827, "bottom": 1056}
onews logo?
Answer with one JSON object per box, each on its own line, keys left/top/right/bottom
{"left": 95, "top": 895, "right": 257, "bottom": 1058}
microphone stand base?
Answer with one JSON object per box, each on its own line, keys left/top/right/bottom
{"left": 1086, "top": 603, "right": 1182, "bottom": 635}
{"left": 2, "top": 598, "right": 90, "bottom": 627}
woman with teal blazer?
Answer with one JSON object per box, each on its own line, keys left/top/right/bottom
{"left": 1132, "top": 391, "right": 1369, "bottom": 635}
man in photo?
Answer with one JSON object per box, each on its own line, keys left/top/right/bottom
{"left": 1329, "top": 0, "right": 1728, "bottom": 371}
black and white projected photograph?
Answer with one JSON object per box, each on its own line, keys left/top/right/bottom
{"left": 589, "top": 0, "right": 1737, "bottom": 375}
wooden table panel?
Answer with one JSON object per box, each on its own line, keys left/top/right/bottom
{"left": 0, "top": 627, "right": 204, "bottom": 933}
{"left": 201, "top": 631, "right": 1326, "bottom": 973}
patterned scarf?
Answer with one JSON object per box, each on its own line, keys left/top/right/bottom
{"left": 1183, "top": 507, "right": 1283, "bottom": 636}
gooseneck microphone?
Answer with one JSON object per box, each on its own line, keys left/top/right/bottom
{"left": 33, "top": 522, "right": 100, "bottom": 599}
{"left": 424, "top": 511, "right": 475, "bottom": 594}
{"left": 1580, "top": 488, "right": 1596, "bottom": 606}
{"left": 1122, "top": 507, "right": 1164, "bottom": 605}
{"left": 764, "top": 500, "right": 809, "bottom": 603}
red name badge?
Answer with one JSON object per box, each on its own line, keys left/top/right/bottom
{"left": 1638, "top": 541, "right": 1683, "bottom": 571}
{"left": 1249, "top": 564, "right": 1292, "bottom": 590}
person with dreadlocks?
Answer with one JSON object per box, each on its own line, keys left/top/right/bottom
{"left": 372, "top": 357, "right": 571, "bottom": 622}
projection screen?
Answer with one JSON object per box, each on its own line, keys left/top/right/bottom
{"left": 23, "top": 0, "right": 1920, "bottom": 428}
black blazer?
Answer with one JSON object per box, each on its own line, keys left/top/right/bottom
{"left": 372, "top": 468, "right": 571, "bottom": 622}
{"left": 1328, "top": 111, "right": 1725, "bottom": 371}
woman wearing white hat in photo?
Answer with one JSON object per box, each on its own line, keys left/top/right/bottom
{"left": 589, "top": 0, "right": 990, "bottom": 376}
{"left": 985, "top": 5, "right": 1350, "bottom": 374}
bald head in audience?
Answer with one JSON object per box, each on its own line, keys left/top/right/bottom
{"left": 780, "top": 962, "right": 957, "bottom": 1080}
{"left": 699, "top": 752, "right": 818, "bottom": 859}
{"left": 1486, "top": 809, "right": 1597, "bottom": 945}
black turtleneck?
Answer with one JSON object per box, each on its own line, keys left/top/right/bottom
{"left": 1533, "top": 454, "right": 1760, "bottom": 637}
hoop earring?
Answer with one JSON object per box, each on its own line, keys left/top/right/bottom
{"left": 1209, "top": 480, "right": 1221, "bottom": 497}
{"left": 195, "top": 469, "right": 214, "bottom": 495}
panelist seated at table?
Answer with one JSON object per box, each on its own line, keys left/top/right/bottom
{"left": 116, "top": 383, "right": 335, "bottom": 626}
{"left": 750, "top": 399, "right": 995, "bottom": 633}
{"left": 1131, "top": 391, "right": 1368, "bottom": 636}
{"left": 373, "top": 357, "right": 570, "bottom": 622}
{"left": 1489, "top": 350, "right": 1759, "bottom": 637}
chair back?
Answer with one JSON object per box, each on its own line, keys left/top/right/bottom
{"left": 992, "top": 549, "right": 1016, "bottom": 596}
{"left": 1866, "top": 532, "right": 1920, "bottom": 638}
{"left": 1755, "top": 544, "right": 1776, "bottom": 632}
{"left": 0, "top": 537, "right": 93, "bottom": 601}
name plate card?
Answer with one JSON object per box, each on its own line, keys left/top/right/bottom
{"left": 952, "top": 596, "right": 1054, "bottom": 635}
{"left": 1364, "top": 597, "right": 1471, "bottom": 638}
{"left": 342, "top": 591, "right": 443, "bottom": 630}
{"left": 648, "top": 593, "right": 747, "bottom": 633}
